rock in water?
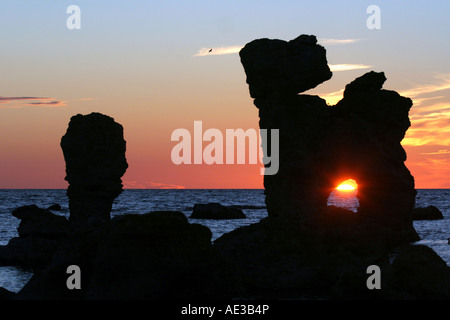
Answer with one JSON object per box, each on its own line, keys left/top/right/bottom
{"left": 60, "top": 113, "right": 128, "bottom": 226}
{"left": 12, "top": 205, "right": 69, "bottom": 238}
{"left": 412, "top": 205, "right": 444, "bottom": 220}
{"left": 239, "top": 35, "right": 418, "bottom": 245}
{"left": 191, "top": 203, "right": 246, "bottom": 219}
{"left": 0, "top": 205, "right": 69, "bottom": 267}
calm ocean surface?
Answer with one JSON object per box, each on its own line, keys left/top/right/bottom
{"left": 0, "top": 188, "right": 448, "bottom": 293}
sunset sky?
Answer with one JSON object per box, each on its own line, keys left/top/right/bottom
{"left": 0, "top": 0, "right": 449, "bottom": 189}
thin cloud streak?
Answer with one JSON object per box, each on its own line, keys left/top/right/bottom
{"left": 402, "top": 112, "right": 450, "bottom": 147}
{"left": 0, "top": 96, "right": 53, "bottom": 102}
{"left": 0, "top": 96, "right": 66, "bottom": 108}
{"left": 400, "top": 73, "right": 450, "bottom": 98}
{"left": 27, "top": 100, "right": 66, "bottom": 106}
{"left": 123, "top": 180, "right": 186, "bottom": 189}
{"left": 421, "top": 149, "right": 450, "bottom": 155}
{"left": 329, "top": 64, "right": 371, "bottom": 72}
{"left": 318, "top": 38, "right": 361, "bottom": 45}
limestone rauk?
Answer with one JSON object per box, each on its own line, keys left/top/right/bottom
{"left": 239, "top": 34, "right": 418, "bottom": 244}
{"left": 60, "top": 112, "right": 128, "bottom": 226}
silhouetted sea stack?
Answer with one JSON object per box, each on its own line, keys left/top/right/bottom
{"left": 60, "top": 112, "right": 128, "bottom": 227}
{"left": 239, "top": 34, "right": 418, "bottom": 245}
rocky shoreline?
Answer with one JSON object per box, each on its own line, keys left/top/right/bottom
{"left": 0, "top": 203, "right": 449, "bottom": 300}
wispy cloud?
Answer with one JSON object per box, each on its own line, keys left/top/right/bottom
{"left": 421, "top": 149, "right": 450, "bottom": 155}
{"left": 410, "top": 102, "right": 450, "bottom": 118}
{"left": 402, "top": 108, "right": 450, "bottom": 146}
{"left": 0, "top": 96, "right": 46, "bottom": 102}
{"left": 400, "top": 73, "right": 450, "bottom": 99}
{"left": 318, "top": 38, "right": 361, "bottom": 45}
{"left": 400, "top": 74, "right": 450, "bottom": 147}
{"left": 0, "top": 96, "right": 66, "bottom": 109}
{"left": 329, "top": 64, "right": 371, "bottom": 72}
{"left": 194, "top": 45, "right": 243, "bottom": 57}
{"left": 408, "top": 95, "right": 445, "bottom": 107}
{"left": 123, "top": 180, "right": 185, "bottom": 189}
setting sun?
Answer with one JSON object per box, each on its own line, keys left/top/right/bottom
{"left": 336, "top": 179, "right": 358, "bottom": 192}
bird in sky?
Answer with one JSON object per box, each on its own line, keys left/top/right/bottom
{"left": 209, "top": 48, "right": 212, "bottom": 53}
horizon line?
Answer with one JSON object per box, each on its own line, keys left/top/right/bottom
{"left": 0, "top": 187, "right": 448, "bottom": 190}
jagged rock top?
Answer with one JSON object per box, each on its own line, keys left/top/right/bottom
{"left": 239, "top": 35, "right": 332, "bottom": 98}
{"left": 343, "top": 71, "right": 387, "bottom": 98}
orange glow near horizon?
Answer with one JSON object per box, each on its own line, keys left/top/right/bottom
{"left": 336, "top": 179, "right": 358, "bottom": 192}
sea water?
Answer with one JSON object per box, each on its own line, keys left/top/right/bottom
{"left": 0, "top": 188, "right": 448, "bottom": 292}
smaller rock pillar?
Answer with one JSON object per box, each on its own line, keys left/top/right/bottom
{"left": 60, "top": 112, "right": 128, "bottom": 226}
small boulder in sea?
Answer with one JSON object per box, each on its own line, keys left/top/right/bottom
{"left": 412, "top": 205, "right": 444, "bottom": 220}
{"left": 12, "top": 205, "right": 69, "bottom": 238}
{"left": 0, "top": 205, "right": 70, "bottom": 267}
{"left": 191, "top": 203, "right": 246, "bottom": 219}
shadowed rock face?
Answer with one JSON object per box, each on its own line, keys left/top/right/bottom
{"left": 60, "top": 112, "right": 128, "bottom": 226}
{"left": 240, "top": 35, "right": 418, "bottom": 243}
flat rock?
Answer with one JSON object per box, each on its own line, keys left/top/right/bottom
{"left": 412, "top": 205, "right": 444, "bottom": 220}
{"left": 191, "top": 203, "right": 246, "bottom": 219}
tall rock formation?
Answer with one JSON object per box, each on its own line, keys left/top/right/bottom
{"left": 239, "top": 35, "right": 418, "bottom": 243}
{"left": 60, "top": 112, "right": 128, "bottom": 226}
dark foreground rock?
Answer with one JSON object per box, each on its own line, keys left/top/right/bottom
{"left": 412, "top": 205, "right": 444, "bottom": 220}
{"left": 0, "top": 205, "right": 69, "bottom": 268}
{"left": 191, "top": 203, "right": 246, "bottom": 219}
{"left": 13, "top": 211, "right": 242, "bottom": 300}
{"left": 386, "top": 244, "right": 450, "bottom": 299}
{"left": 1, "top": 204, "right": 449, "bottom": 300}
{"left": 0, "top": 287, "right": 14, "bottom": 300}
{"left": 12, "top": 205, "right": 69, "bottom": 239}
{"left": 47, "top": 204, "right": 62, "bottom": 211}
{"left": 214, "top": 214, "right": 450, "bottom": 300}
